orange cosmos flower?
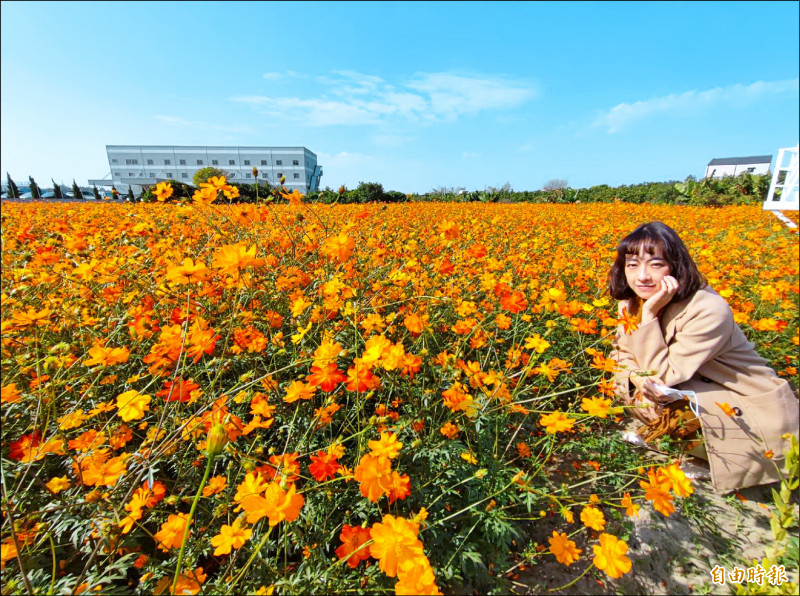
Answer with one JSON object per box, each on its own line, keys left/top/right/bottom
{"left": 658, "top": 463, "right": 694, "bottom": 498}
{"left": 368, "top": 432, "right": 403, "bottom": 460}
{"left": 500, "top": 290, "right": 528, "bottom": 314}
{"left": 306, "top": 363, "right": 347, "bottom": 392}
{"left": 321, "top": 232, "right": 355, "bottom": 262}
{"left": 202, "top": 475, "right": 228, "bottom": 497}
{"left": 354, "top": 454, "right": 393, "bottom": 502}
{"left": 715, "top": 401, "right": 737, "bottom": 417}
{"left": 621, "top": 493, "right": 640, "bottom": 517}
{"left": 308, "top": 450, "right": 342, "bottom": 482}
{"left": 548, "top": 531, "right": 582, "bottom": 566}
{"left": 154, "top": 567, "right": 206, "bottom": 595}
{"left": 387, "top": 471, "right": 411, "bottom": 504}
{"left": 580, "top": 506, "right": 606, "bottom": 531}
{"left": 539, "top": 411, "right": 575, "bottom": 434}
{"left": 153, "top": 181, "right": 173, "bottom": 201}
{"left": 592, "top": 533, "right": 632, "bottom": 579}
{"left": 281, "top": 189, "right": 304, "bottom": 205}
{"left": 1, "top": 383, "right": 22, "bottom": 404}
{"left": 210, "top": 519, "right": 252, "bottom": 555}
{"left": 517, "top": 442, "right": 531, "bottom": 458}
{"left": 211, "top": 243, "right": 265, "bottom": 279}
{"left": 154, "top": 513, "right": 191, "bottom": 552}
{"left": 240, "top": 482, "right": 305, "bottom": 526}
{"left": 369, "top": 514, "right": 424, "bottom": 578}
{"left": 335, "top": 524, "right": 372, "bottom": 568}
{"left": 440, "top": 422, "right": 459, "bottom": 439}
{"left": 345, "top": 363, "right": 380, "bottom": 392}
{"left": 395, "top": 556, "right": 442, "bottom": 596}
{"left": 45, "top": 476, "right": 71, "bottom": 494}
{"left": 156, "top": 378, "right": 201, "bottom": 403}
{"left": 284, "top": 380, "right": 316, "bottom": 403}
{"left": 640, "top": 468, "right": 675, "bottom": 516}
{"left": 83, "top": 342, "right": 130, "bottom": 367}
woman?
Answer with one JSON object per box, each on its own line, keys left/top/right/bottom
{"left": 608, "top": 221, "right": 798, "bottom": 493}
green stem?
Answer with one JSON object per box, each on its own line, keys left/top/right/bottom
{"left": 171, "top": 455, "right": 213, "bottom": 594}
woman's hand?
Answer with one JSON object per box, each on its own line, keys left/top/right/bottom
{"left": 641, "top": 378, "right": 673, "bottom": 405}
{"left": 641, "top": 275, "right": 679, "bottom": 324}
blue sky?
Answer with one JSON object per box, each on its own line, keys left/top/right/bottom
{"left": 1, "top": 0, "right": 798, "bottom": 193}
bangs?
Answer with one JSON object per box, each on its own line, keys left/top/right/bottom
{"left": 619, "top": 233, "right": 665, "bottom": 258}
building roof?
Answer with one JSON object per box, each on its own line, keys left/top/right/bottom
{"left": 707, "top": 155, "right": 772, "bottom": 166}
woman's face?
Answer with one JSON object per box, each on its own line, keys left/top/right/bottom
{"left": 624, "top": 247, "right": 672, "bottom": 301}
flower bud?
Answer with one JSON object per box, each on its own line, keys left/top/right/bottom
{"left": 252, "top": 166, "right": 258, "bottom": 178}
{"left": 206, "top": 423, "right": 227, "bottom": 459}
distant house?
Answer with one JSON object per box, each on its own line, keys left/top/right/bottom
{"left": 705, "top": 155, "right": 771, "bottom": 179}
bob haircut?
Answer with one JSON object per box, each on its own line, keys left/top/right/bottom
{"left": 608, "top": 221, "right": 706, "bottom": 302}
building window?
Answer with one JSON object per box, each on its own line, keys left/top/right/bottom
{"left": 164, "top": 159, "right": 171, "bottom": 165}
{"left": 747, "top": 167, "right": 756, "bottom": 173}
{"left": 293, "top": 160, "right": 299, "bottom": 166}
{"left": 149, "top": 172, "right": 155, "bottom": 177}
{"left": 179, "top": 159, "right": 186, "bottom": 165}
{"left": 262, "top": 173, "right": 268, "bottom": 178}
{"left": 244, "top": 160, "right": 251, "bottom": 165}
{"left": 212, "top": 159, "right": 219, "bottom": 165}
{"left": 229, "top": 173, "right": 236, "bottom": 179}
{"left": 181, "top": 173, "right": 188, "bottom": 179}
{"left": 261, "top": 160, "right": 267, "bottom": 165}
{"left": 294, "top": 173, "right": 300, "bottom": 179}
{"left": 197, "top": 160, "right": 203, "bottom": 165}
{"left": 166, "top": 172, "right": 173, "bottom": 178}
{"left": 111, "top": 159, "right": 118, "bottom": 164}
{"left": 147, "top": 159, "right": 154, "bottom": 165}
{"left": 276, "top": 160, "right": 282, "bottom": 166}
{"left": 125, "top": 159, "right": 138, "bottom": 165}
{"left": 128, "top": 172, "right": 134, "bottom": 176}
{"left": 277, "top": 173, "right": 283, "bottom": 179}
{"left": 229, "top": 160, "right": 235, "bottom": 165}
{"left": 246, "top": 173, "right": 252, "bottom": 179}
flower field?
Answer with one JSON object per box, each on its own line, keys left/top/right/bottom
{"left": 1, "top": 190, "right": 798, "bottom": 595}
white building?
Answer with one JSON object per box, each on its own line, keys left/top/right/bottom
{"left": 90, "top": 145, "right": 322, "bottom": 194}
{"left": 704, "top": 155, "right": 771, "bottom": 179}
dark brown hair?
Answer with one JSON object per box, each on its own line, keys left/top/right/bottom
{"left": 608, "top": 221, "right": 706, "bottom": 301}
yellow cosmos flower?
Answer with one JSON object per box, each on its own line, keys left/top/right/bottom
{"left": 580, "top": 506, "right": 606, "bottom": 531}
{"left": 116, "top": 390, "right": 151, "bottom": 422}
{"left": 210, "top": 519, "right": 252, "bottom": 555}
{"left": 369, "top": 514, "right": 424, "bottom": 578}
{"left": 539, "top": 411, "right": 575, "bottom": 434}
{"left": 581, "top": 396, "right": 612, "bottom": 418}
{"left": 46, "top": 476, "right": 71, "bottom": 494}
{"left": 592, "top": 533, "right": 632, "bottom": 579}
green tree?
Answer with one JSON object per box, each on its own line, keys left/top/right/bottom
{"left": 354, "top": 181, "right": 385, "bottom": 203}
{"left": 51, "top": 179, "right": 63, "bottom": 199}
{"left": 193, "top": 166, "right": 226, "bottom": 187}
{"left": 6, "top": 173, "right": 20, "bottom": 198}
{"left": 92, "top": 185, "right": 101, "bottom": 201}
{"left": 72, "top": 180, "right": 83, "bottom": 200}
{"left": 28, "top": 176, "right": 41, "bottom": 199}
{"left": 126, "top": 187, "right": 135, "bottom": 201}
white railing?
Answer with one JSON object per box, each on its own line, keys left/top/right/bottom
{"left": 764, "top": 145, "right": 799, "bottom": 211}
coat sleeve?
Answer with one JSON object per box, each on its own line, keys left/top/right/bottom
{"left": 624, "top": 294, "right": 733, "bottom": 387}
{"left": 609, "top": 330, "right": 639, "bottom": 403}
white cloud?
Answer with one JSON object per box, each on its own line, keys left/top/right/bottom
{"left": 231, "top": 71, "right": 537, "bottom": 127}
{"left": 594, "top": 78, "right": 799, "bottom": 133}
{"left": 153, "top": 115, "right": 256, "bottom": 134}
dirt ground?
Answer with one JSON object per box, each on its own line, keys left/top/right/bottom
{"left": 509, "top": 427, "right": 799, "bottom": 595}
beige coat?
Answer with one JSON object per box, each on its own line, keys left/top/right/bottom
{"left": 611, "top": 286, "right": 799, "bottom": 493}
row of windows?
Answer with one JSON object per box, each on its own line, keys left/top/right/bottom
{"left": 117, "top": 172, "right": 302, "bottom": 180}
{"left": 113, "top": 158, "right": 301, "bottom": 166}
